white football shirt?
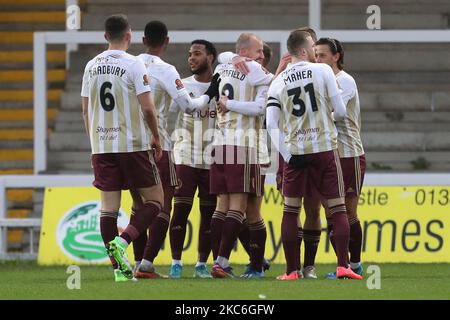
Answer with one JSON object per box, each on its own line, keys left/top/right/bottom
{"left": 81, "top": 49, "right": 152, "bottom": 154}
{"left": 335, "top": 70, "right": 364, "bottom": 158}
{"left": 138, "top": 53, "right": 189, "bottom": 151}
{"left": 267, "top": 61, "right": 340, "bottom": 155}
{"left": 213, "top": 60, "right": 272, "bottom": 147}
{"left": 172, "top": 75, "right": 217, "bottom": 169}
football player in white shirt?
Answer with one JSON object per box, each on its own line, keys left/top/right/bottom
{"left": 168, "top": 39, "right": 218, "bottom": 279}
{"left": 274, "top": 27, "right": 323, "bottom": 280}
{"left": 209, "top": 33, "right": 273, "bottom": 278}
{"left": 266, "top": 30, "right": 362, "bottom": 280}
{"left": 81, "top": 15, "right": 163, "bottom": 282}
{"left": 213, "top": 42, "right": 275, "bottom": 278}
{"left": 233, "top": 27, "right": 323, "bottom": 279}
{"left": 315, "top": 38, "right": 365, "bottom": 279}
{"left": 132, "top": 21, "right": 220, "bottom": 279}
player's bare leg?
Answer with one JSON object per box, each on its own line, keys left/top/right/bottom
{"left": 277, "top": 196, "right": 302, "bottom": 280}
{"left": 212, "top": 193, "right": 248, "bottom": 278}
{"left": 302, "top": 196, "right": 322, "bottom": 279}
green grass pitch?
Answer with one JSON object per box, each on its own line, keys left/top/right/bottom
{"left": 1, "top": 262, "right": 449, "bottom": 300}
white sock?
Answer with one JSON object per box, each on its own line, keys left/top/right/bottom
{"left": 141, "top": 259, "right": 153, "bottom": 267}
{"left": 196, "top": 261, "right": 206, "bottom": 268}
{"left": 118, "top": 236, "right": 129, "bottom": 248}
{"left": 134, "top": 261, "right": 141, "bottom": 269}
{"left": 216, "top": 256, "right": 229, "bottom": 268}
{"left": 172, "top": 259, "right": 182, "bottom": 266}
{"left": 350, "top": 262, "right": 361, "bottom": 269}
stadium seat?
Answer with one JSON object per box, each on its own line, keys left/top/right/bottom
{"left": 0, "top": 0, "right": 69, "bottom": 250}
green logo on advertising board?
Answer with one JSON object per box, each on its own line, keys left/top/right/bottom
{"left": 57, "top": 201, "right": 128, "bottom": 263}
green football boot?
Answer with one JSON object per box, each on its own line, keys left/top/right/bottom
{"left": 107, "top": 237, "right": 133, "bottom": 279}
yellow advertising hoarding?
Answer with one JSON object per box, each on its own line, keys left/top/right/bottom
{"left": 38, "top": 185, "right": 449, "bottom": 265}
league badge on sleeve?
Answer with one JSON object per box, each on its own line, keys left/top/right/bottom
{"left": 143, "top": 74, "right": 150, "bottom": 86}
{"left": 175, "top": 79, "right": 185, "bottom": 90}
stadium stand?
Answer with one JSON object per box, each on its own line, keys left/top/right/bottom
{"left": 0, "top": 0, "right": 84, "bottom": 251}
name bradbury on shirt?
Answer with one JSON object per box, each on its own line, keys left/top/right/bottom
{"left": 283, "top": 69, "right": 312, "bottom": 85}
{"left": 89, "top": 65, "right": 127, "bottom": 78}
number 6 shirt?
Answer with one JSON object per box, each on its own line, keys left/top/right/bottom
{"left": 81, "top": 49, "right": 152, "bottom": 154}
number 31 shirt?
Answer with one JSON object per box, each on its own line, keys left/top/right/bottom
{"left": 267, "top": 61, "right": 341, "bottom": 155}
{"left": 81, "top": 49, "right": 152, "bottom": 154}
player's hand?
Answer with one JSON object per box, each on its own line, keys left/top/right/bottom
{"left": 288, "top": 154, "right": 310, "bottom": 169}
{"left": 151, "top": 137, "right": 163, "bottom": 162}
{"left": 275, "top": 53, "right": 292, "bottom": 77}
{"left": 217, "top": 95, "right": 229, "bottom": 114}
{"left": 232, "top": 56, "right": 252, "bottom": 75}
{"left": 205, "top": 73, "right": 221, "bottom": 102}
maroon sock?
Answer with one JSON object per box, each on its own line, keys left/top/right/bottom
{"left": 282, "top": 204, "right": 300, "bottom": 274}
{"left": 198, "top": 202, "right": 215, "bottom": 263}
{"left": 218, "top": 210, "right": 245, "bottom": 260}
{"left": 249, "top": 219, "right": 267, "bottom": 272}
{"left": 326, "top": 217, "right": 337, "bottom": 255}
{"left": 211, "top": 210, "right": 226, "bottom": 260}
{"left": 238, "top": 219, "right": 251, "bottom": 256}
{"left": 330, "top": 204, "right": 350, "bottom": 267}
{"left": 130, "top": 208, "right": 149, "bottom": 262}
{"left": 296, "top": 227, "right": 303, "bottom": 270}
{"left": 143, "top": 211, "right": 170, "bottom": 262}
{"left": 303, "top": 229, "right": 321, "bottom": 267}
{"left": 169, "top": 197, "right": 193, "bottom": 260}
{"left": 100, "top": 211, "right": 119, "bottom": 269}
{"left": 132, "top": 231, "right": 148, "bottom": 262}
{"left": 121, "top": 201, "right": 161, "bottom": 244}
{"left": 348, "top": 216, "right": 362, "bottom": 263}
